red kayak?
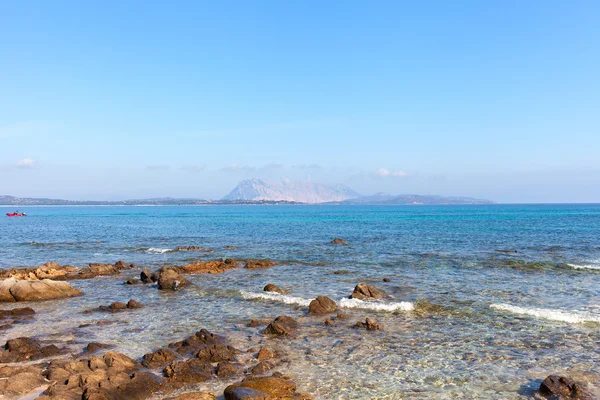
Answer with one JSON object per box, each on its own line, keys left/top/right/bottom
{"left": 6, "top": 212, "right": 26, "bottom": 217}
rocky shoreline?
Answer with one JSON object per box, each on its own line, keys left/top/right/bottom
{"left": 1, "top": 246, "right": 598, "bottom": 399}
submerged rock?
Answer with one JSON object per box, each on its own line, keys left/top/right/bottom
{"left": 308, "top": 296, "right": 337, "bottom": 315}
{"left": 244, "top": 259, "right": 278, "bottom": 269}
{"left": 354, "top": 318, "right": 383, "bottom": 331}
{"left": 349, "top": 283, "right": 386, "bottom": 300}
{"left": 176, "top": 246, "right": 214, "bottom": 252}
{"left": 0, "top": 278, "right": 83, "bottom": 302}
{"left": 263, "top": 283, "right": 286, "bottom": 294}
{"left": 539, "top": 375, "right": 594, "bottom": 399}
{"left": 331, "top": 238, "right": 348, "bottom": 245}
{"left": 262, "top": 316, "right": 298, "bottom": 337}
{"left": 96, "top": 299, "right": 144, "bottom": 312}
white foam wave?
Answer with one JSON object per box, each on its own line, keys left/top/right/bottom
{"left": 240, "top": 291, "right": 312, "bottom": 306}
{"left": 567, "top": 263, "right": 600, "bottom": 271}
{"left": 490, "top": 303, "right": 600, "bottom": 324}
{"left": 241, "top": 291, "right": 414, "bottom": 312}
{"left": 339, "top": 298, "right": 415, "bottom": 312}
{"left": 146, "top": 247, "right": 173, "bottom": 254}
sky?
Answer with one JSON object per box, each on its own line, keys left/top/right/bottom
{"left": 1, "top": 0, "right": 599, "bottom": 202}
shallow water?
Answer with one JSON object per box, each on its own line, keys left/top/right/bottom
{"left": 1, "top": 204, "right": 599, "bottom": 399}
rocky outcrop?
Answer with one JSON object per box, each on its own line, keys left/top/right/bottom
{"left": 354, "top": 318, "right": 382, "bottom": 331}
{"left": 0, "top": 278, "right": 83, "bottom": 302}
{"left": 539, "top": 375, "right": 594, "bottom": 399}
{"left": 262, "top": 316, "right": 298, "bottom": 337}
{"left": 224, "top": 374, "right": 311, "bottom": 400}
{"left": 142, "top": 348, "right": 177, "bottom": 369}
{"left": 176, "top": 246, "right": 214, "bottom": 252}
{"left": 263, "top": 284, "right": 286, "bottom": 294}
{"left": 94, "top": 299, "right": 144, "bottom": 312}
{"left": 0, "top": 337, "right": 63, "bottom": 363}
{"left": 167, "top": 329, "right": 229, "bottom": 356}
{"left": 245, "top": 259, "right": 277, "bottom": 269}
{"left": 179, "top": 259, "right": 239, "bottom": 274}
{"left": 349, "top": 283, "right": 386, "bottom": 300}
{"left": 70, "top": 261, "right": 134, "bottom": 279}
{"left": 153, "top": 267, "right": 190, "bottom": 290}
{"left": 0, "top": 363, "right": 46, "bottom": 398}
{"left": 308, "top": 296, "right": 337, "bottom": 315}
{"left": 331, "top": 238, "right": 348, "bottom": 245}
{"left": 0, "top": 260, "right": 134, "bottom": 281}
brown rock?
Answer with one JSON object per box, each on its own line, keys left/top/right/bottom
{"left": 256, "top": 347, "right": 274, "bottom": 361}
{"left": 163, "top": 358, "right": 213, "bottom": 383}
{"left": 0, "top": 278, "right": 83, "bottom": 302}
{"left": 176, "top": 246, "right": 214, "bottom": 252}
{"left": 539, "top": 375, "right": 594, "bottom": 399}
{"left": 263, "top": 284, "right": 286, "bottom": 294}
{"left": 349, "top": 283, "right": 386, "bottom": 300}
{"left": 382, "top": 278, "right": 391, "bottom": 282}
{"left": 331, "top": 238, "right": 348, "bottom": 245}
{"left": 355, "top": 318, "right": 382, "bottom": 331}
{"left": 250, "top": 361, "right": 274, "bottom": 375}
{"left": 168, "top": 328, "right": 229, "bottom": 356}
{"left": 195, "top": 344, "right": 239, "bottom": 363}
{"left": 0, "top": 366, "right": 46, "bottom": 397}
{"left": 125, "top": 279, "right": 140, "bottom": 285}
{"left": 262, "top": 316, "right": 298, "bottom": 337}
{"left": 0, "top": 337, "right": 64, "bottom": 363}
{"left": 216, "top": 361, "right": 239, "bottom": 378}
{"left": 140, "top": 269, "right": 153, "bottom": 284}
{"left": 86, "top": 342, "right": 111, "bottom": 353}
{"left": 224, "top": 376, "right": 298, "bottom": 399}
{"left": 308, "top": 296, "right": 337, "bottom": 314}
{"left": 166, "top": 392, "right": 216, "bottom": 400}
{"left": 126, "top": 299, "right": 144, "bottom": 309}
{"left": 154, "top": 267, "right": 190, "bottom": 290}
{"left": 179, "top": 259, "right": 238, "bottom": 274}
{"left": 336, "top": 312, "right": 348, "bottom": 319}
{"left": 142, "top": 348, "right": 177, "bottom": 368}
{"left": 248, "top": 319, "right": 269, "bottom": 327}
{"left": 224, "top": 387, "right": 269, "bottom": 400}
{"left": 244, "top": 259, "right": 277, "bottom": 269}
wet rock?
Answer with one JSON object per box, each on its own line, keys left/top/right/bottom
{"left": 332, "top": 270, "right": 351, "bottom": 275}
{"left": 539, "top": 375, "right": 594, "bottom": 399}
{"left": 168, "top": 328, "right": 229, "bottom": 356}
{"left": 337, "top": 312, "right": 348, "bottom": 319}
{"left": 216, "top": 361, "right": 239, "bottom": 378}
{"left": 142, "top": 348, "right": 177, "bottom": 368}
{"left": 0, "top": 261, "right": 77, "bottom": 280}
{"left": 140, "top": 269, "right": 153, "bottom": 284}
{"left": 196, "top": 344, "right": 239, "bottom": 363}
{"left": 224, "top": 245, "right": 237, "bottom": 249}
{"left": 164, "top": 358, "right": 213, "bottom": 383}
{"left": 262, "top": 316, "right": 298, "bottom": 337}
{"left": 224, "top": 375, "right": 308, "bottom": 400}
{"left": 179, "top": 259, "right": 238, "bottom": 274}
{"left": 127, "top": 299, "right": 144, "bottom": 308}
{"left": 331, "top": 238, "right": 348, "bottom": 245}
{"left": 0, "top": 336, "right": 64, "bottom": 363}
{"left": 244, "top": 259, "right": 277, "bottom": 269}
{"left": 263, "top": 284, "right": 286, "bottom": 294}
{"left": 176, "top": 246, "right": 214, "bottom": 252}
{"left": 0, "top": 363, "right": 46, "bottom": 397}
{"left": 125, "top": 278, "right": 140, "bottom": 285}
{"left": 248, "top": 319, "right": 270, "bottom": 327}
{"left": 308, "top": 296, "right": 337, "bottom": 315}
{"left": 166, "top": 392, "right": 216, "bottom": 400}
{"left": 154, "top": 267, "right": 190, "bottom": 290}
{"left": 0, "top": 278, "right": 83, "bottom": 302}
{"left": 354, "top": 318, "right": 382, "bottom": 331}
{"left": 349, "top": 283, "right": 386, "bottom": 300}
{"left": 0, "top": 307, "right": 35, "bottom": 318}
{"left": 256, "top": 347, "right": 274, "bottom": 361}
{"left": 86, "top": 342, "right": 112, "bottom": 353}
{"left": 250, "top": 361, "right": 274, "bottom": 375}
{"left": 382, "top": 278, "right": 391, "bottom": 282}
{"left": 68, "top": 261, "right": 134, "bottom": 280}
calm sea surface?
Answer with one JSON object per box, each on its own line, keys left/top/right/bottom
{"left": 1, "top": 204, "right": 599, "bottom": 399}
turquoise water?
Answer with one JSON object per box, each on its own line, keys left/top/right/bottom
{"left": 1, "top": 204, "right": 600, "bottom": 399}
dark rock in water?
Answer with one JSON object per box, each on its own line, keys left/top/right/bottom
{"left": 262, "top": 316, "right": 298, "bottom": 337}
{"left": 250, "top": 361, "right": 274, "bottom": 375}
{"left": 4, "top": 307, "right": 35, "bottom": 317}
{"left": 125, "top": 278, "right": 140, "bottom": 285}
{"left": 263, "top": 283, "right": 286, "bottom": 294}
{"left": 355, "top": 318, "right": 382, "bottom": 331}
{"left": 332, "top": 270, "right": 351, "bottom": 275}
{"left": 244, "top": 259, "right": 277, "bottom": 269}
{"left": 0, "top": 336, "right": 65, "bottom": 363}
{"left": 196, "top": 344, "right": 239, "bottom": 363}
{"left": 224, "top": 245, "right": 237, "bottom": 249}
{"left": 308, "top": 296, "right": 337, "bottom": 315}
{"left": 331, "top": 238, "right": 348, "bottom": 245}
{"left": 142, "top": 348, "right": 177, "bottom": 368}
{"left": 256, "top": 347, "right": 274, "bottom": 361}
{"left": 178, "top": 259, "right": 239, "bottom": 274}
{"left": 248, "top": 319, "right": 269, "bottom": 327}
{"left": 86, "top": 342, "right": 112, "bottom": 353}
{"left": 127, "top": 299, "right": 144, "bottom": 309}
{"left": 154, "top": 267, "right": 190, "bottom": 290}
{"left": 163, "top": 358, "right": 214, "bottom": 383}
{"left": 176, "top": 246, "right": 214, "bottom": 252}
{"left": 349, "top": 283, "right": 386, "bottom": 300}
{"left": 382, "top": 278, "right": 391, "bottom": 282}
{"left": 216, "top": 361, "right": 239, "bottom": 378}
{"left": 539, "top": 375, "right": 594, "bottom": 399}
{"left": 141, "top": 269, "right": 153, "bottom": 284}
{"left": 168, "top": 328, "right": 229, "bottom": 356}
{"left": 224, "top": 375, "right": 306, "bottom": 400}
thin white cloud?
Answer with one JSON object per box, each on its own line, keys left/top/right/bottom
{"left": 16, "top": 158, "right": 35, "bottom": 169}
{"left": 181, "top": 164, "right": 206, "bottom": 172}
{"left": 374, "top": 168, "right": 408, "bottom": 177}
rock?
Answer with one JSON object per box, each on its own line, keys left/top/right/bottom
{"left": 308, "top": 296, "right": 337, "bottom": 315}
{"left": 250, "top": 361, "right": 274, "bottom": 375}
{"left": 224, "top": 245, "right": 237, "bottom": 249}
{"left": 256, "top": 347, "right": 274, "bottom": 361}
{"left": 539, "top": 375, "right": 594, "bottom": 399}
{"left": 244, "top": 259, "right": 277, "bottom": 269}
{"left": 248, "top": 319, "right": 269, "bottom": 327}
{"left": 168, "top": 328, "right": 229, "bottom": 356}
{"left": 332, "top": 270, "right": 351, "bottom": 275}
{"left": 0, "top": 261, "right": 77, "bottom": 280}
{"left": 216, "top": 361, "right": 239, "bottom": 378}
{"left": 263, "top": 284, "right": 286, "bottom": 294}
{"left": 154, "top": 267, "right": 190, "bottom": 290}
{"left": 0, "top": 364, "right": 46, "bottom": 397}
{"left": 166, "top": 392, "right": 216, "bottom": 400}
{"left": 224, "top": 376, "right": 299, "bottom": 400}
{"left": 349, "top": 283, "right": 386, "bottom": 300}
{"left": 331, "top": 238, "right": 348, "bottom": 245}
{"left": 355, "top": 318, "right": 382, "bottom": 331}
{"left": 86, "top": 342, "right": 112, "bottom": 353}
{"left": 382, "top": 278, "right": 391, "bottom": 282}
{"left": 337, "top": 312, "right": 348, "bottom": 319}
{"left": 142, "top": 348, "right": 177, "bottom": 368}
{"left": 140, "top": 269, "right": 153, "bottom": 284}
{"left": 0, "top": 278, "right": 83, "bottom": 302}
{"left": 125, "top": 278, "right": 140, "bottom": 285}
{"left": 262, "top": 316, "right": 298, "bottom": 336}
{"left": 127, "top": 299, "right": 144, "bottom": 309}
{"left": 324, "top": 318, "right": 334, "bottom": 326}
{"left": 179, "top": 259, "right": 238, "bottom": 274}
{"left": 68, "top": 261, "right": 133, "bottom": 280}
{"left": 195, "top": 344, "right": 239, "bottom": 363}
{"left": 0, "top": 337, "right": 64, "bottom": 363}
{"left": 176, "top": 246, "right": 214, "bottom": 252}
{"left": 0, "top": 307, "right": 35, "bottom": 318}
{"left": 163, "top": 358, "right": 213, "bottom": 383}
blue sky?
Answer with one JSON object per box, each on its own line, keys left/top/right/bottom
{"left": 1, "top": 0, "right": 599, "bottom": 202}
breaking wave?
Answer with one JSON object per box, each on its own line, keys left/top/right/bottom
{"left": 490, "top": 303, "right": 600, "bottom": 324}
{"left": 144, "top": 247, "right": 174, "bottom": 254}
{"left": 240, "top": 291, "right": 414, "bottom": 312}
{"left": 566, "top": 263, "right": 600, "bottom": 271}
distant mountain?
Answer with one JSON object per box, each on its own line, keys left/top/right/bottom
{"left": 0, "top": 195, "right": 296, "bottom": 206}
{"left": 223, "top": 179, "right": 361, "bottom": 204}
{"left": 335, "top": 193, "right": 494, "bottom": 205}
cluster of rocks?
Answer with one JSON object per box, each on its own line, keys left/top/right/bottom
{"left": 176, "top": 246, "right": 214, "bottom": 252}
{"left": 0, "top": 261, "right": 134, "bottom": 281}
{"left": 0, "top": 336, "right": 64, "bottom": 363}
{"left": 92, "top": 299, "right": 144, "bottom": 313}
{"left": 0, "top": 278, "right": 82, "bottom": 302}
{"left": 0, "top": 306, "right": 35, "bottom": 330}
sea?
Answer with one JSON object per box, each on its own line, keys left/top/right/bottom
{"left": 1, "top": 204, "right": 599, "bottom": 399}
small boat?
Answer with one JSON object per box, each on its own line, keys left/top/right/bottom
{"left": 6, "top": 212, "right": 26, "bottom": 217}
